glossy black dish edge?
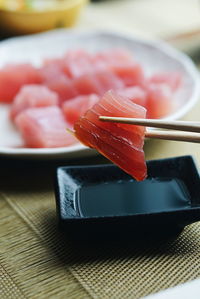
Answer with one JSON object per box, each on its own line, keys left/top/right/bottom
{"left": 55, "top": 156, "right": 200, "bottom": 240}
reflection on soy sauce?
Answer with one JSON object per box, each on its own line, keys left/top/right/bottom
{"left": 76, "top": 178, "right": 191, "bottom": 218}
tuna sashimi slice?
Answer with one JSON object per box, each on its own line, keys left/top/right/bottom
{"left": 117, "top": 86, "right": 147, "bottom": 108}
{"left": 62, "top": 94, "right": 99, "bottom": 125}
{"left": 39, "top": 63, "right": 67, "bottom": 82}
{"left": 0, "top": 64, "right": 41, "bottom": 103}
{"left": 15, "top": 106, "right": 78, "bottom": 148}
{"left": 146, "top": 83, "right": 174, "bottom": 119}
{"left": 94, "top": 49, "right": 134, "bottom": 70}
{"left": 44, "top": 75, "right": 78, "bottom": 103}
{"left": 112, "top": 64, "right": 145, "bottom": 87}
{"left": 86, "top": 106, "right": 144, "bottom": 149}
{"left": 73, "top": 71, "right": 125, "bottom": 96}
{"left": 73, "top": 73, "right": 103, "bottom": 96}
{"left": 100, "top": 90, "right": 146, "bottom": 135}
{"left": 10, "top": 85, "right": 59, "bottom": 121}
{"left": 95, "top": 71, "right": 124, "bottom": 92}
{"left": 63, "top": 49, "right": 94, "bottom": 78}
{"left": 39, "top": 63, "right": 78, "bottom": 103}
{"left": 149, "top": 72, "right": 182, "bottom": 91}
{"left": 79, "top": 118, "right": 146, "bottom": 178}
{"left": 74, "top": 90, "right": 147, "bottom": 181}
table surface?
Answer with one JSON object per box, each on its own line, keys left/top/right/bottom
{"left": 1, "top": 1, "right": 200, "bottom": 299}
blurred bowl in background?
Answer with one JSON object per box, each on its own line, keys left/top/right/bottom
{"left": 0, "top": 0, "right": 88, "bottom": 35}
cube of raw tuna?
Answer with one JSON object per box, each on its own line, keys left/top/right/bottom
{"left": 117, "top": 86, "right": 147, "bottom": 107}
{"left": 15, "top": 106, "right": 78, "bottom": 148}
{"left": 146, "top": 83, "right": 174, "bottom": 119}
{"left": 93, "top": 49, "right": 134, "bottom": 70}
{"left": 39, "top": 63, "right": 66, "bottom": 82}
{"left": 0, "top": 64, "right": 41, "bottom": 103}
{"left": 44, "top": 75, "right": 78, "bottom": 103}
{"left": 95, "top": 71, "right": 124, "bottom": 92}
{"left": 62, "top": 94, "right": 99, "bottom": 125}
{"left": 73, "top": 71, "right": 124, "bottom": 96}
{"left": 73, "top": 73, "right": 103, "bottom": 96}
{"left": 63, "top": 49, "right": 94, "bottom": 78}
{"left": 149, "top": 72, "right": 182, "bottom": 91}
{"left": 10, "top": 84, "right": 59, "bottom": 121}
{"left": 112, "top": 64, "right": 145, "bottom": 87}
{"left": 74, "top": 90, "right": 147, "bottom": 181}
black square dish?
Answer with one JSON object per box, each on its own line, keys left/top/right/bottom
{"left": 55, "top": 156, "right": 200, "bottom": 240}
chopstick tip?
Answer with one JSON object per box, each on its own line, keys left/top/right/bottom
{"left": 99, "top": 116, "right": 108, "bottom": 121}
{"left": 66, "top": 128, "right": 75, "bottom": 136}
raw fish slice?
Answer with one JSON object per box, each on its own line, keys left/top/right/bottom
{"left": 146, "top": 83, "right": 174, "bottom": 119}
{"left": 10, "top": 85, "right": 59, "bottom": 121}
{"left": 149, "top": 72, "right": 182, "bottom": 91}
{"left": 73, "top": 71, "right": 124, "bottom": 96}
{"left": 15, "top": 106, "right": 77, "bottom": 148}
{"left": 44, "top": 75, "right": 78, "bottom": 103}
{"left": 117, "top": 86, "right": 147, "bottom": 107}
{"left": 63, "top": 50, "right": 94, "bottom": 78}
{"left": 39, "top": 64, "right": 78, "bottom": 103}
{"left": 81, "top": 117, "right": 145, "bottom": 165}
{"left": 94, "top": 49, "right": 134, "bottom": 70}
{"left": 75, "top": 117, "right": 146, "bottom": 181}
{"left": 101, "top": 91, "right": 146, "bottom": 135}
{"left": 86, "top": 107, "right": 144, "bottom": 149}
{"left": 83, "top": 118, "right": 145, "bottom": 169}
{"left": 74, "top": 90, "right": 147, "bottom": 180}
{"left": 112, "top": 64, "right": 145, "bottom": 87}
{"left": 91, "top": 102, "right": 144, "bottom": 146}
{"left": 95, "top": 71, "right": 124, "bottom": 92}
{"left": 0, "top": 64, "right": 41, "bottom": 103}
{"left": 39, "top": 63, "right": 67, "bottom": 82}
{"left": 76, "top": 120, "right": 143, "bottom": 177}
{"left": 62, "top": 94, "right": 99, "bottom": 125}
{"left": 74, "top": 74, "right": 103, "bottom": 95}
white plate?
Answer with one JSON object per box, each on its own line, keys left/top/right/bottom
{"left": 0, "top": 29, "right": 199, "bottom": 159}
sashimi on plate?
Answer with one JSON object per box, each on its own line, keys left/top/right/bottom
{"left": 117, "top": 86, "right": 147, "bottom": 108}
{"left": 0, "top": 64, "right": 41, "bottom": 103}
{"left": 0, "top": 47, "right": 184, "bottom": 151}
{"left": 145, "top": 83, "right": 174, "bottom": 119}
{"left": 43, "top": 74, "right": 78, "bottom": 103}
{"left": 15, "top": 106, "right": 78, "bottom": 148}
{"left": 111, "top": 64, "right": 145, "bottom": 87}
{"left": 63, "top": 49, "right": 94, "bottom": 78}
{"left": 62, "top": 94, "right": 99, "bottom": 125}
{"left": 93, "top": 49, "right": 135, "bottom": 70}
{"left": 10, "top": 84, "right": 59, "bottom": 121}
{"left": 149, "top": 72, "right": 182, "bottom": 91}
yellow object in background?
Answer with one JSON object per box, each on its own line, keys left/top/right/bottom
{"left": 1, "top": 0, "right": 30, "bottom": 10}
{"left": 0, "top": 0, "right": 88, "bottom": 35}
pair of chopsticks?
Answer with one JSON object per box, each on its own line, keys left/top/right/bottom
{"left": 99, "top": 116, "right": 200, "bottom": 143}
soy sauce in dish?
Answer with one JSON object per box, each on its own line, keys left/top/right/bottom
{"left": 75, "top": 178, "right": 191, "bottom": 218}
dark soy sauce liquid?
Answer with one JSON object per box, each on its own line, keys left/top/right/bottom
{"left": 75, "top": 178, "right": 191, "bottom": 217}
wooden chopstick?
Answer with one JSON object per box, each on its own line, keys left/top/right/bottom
{"left": 99, "top": 116, "right": 200, "bottom": 143}
{"left": 145, "top": 130, "right": 200, "bottom": 143}
{"left": 99, "top": 116, "right": 200, "bottom": 133}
